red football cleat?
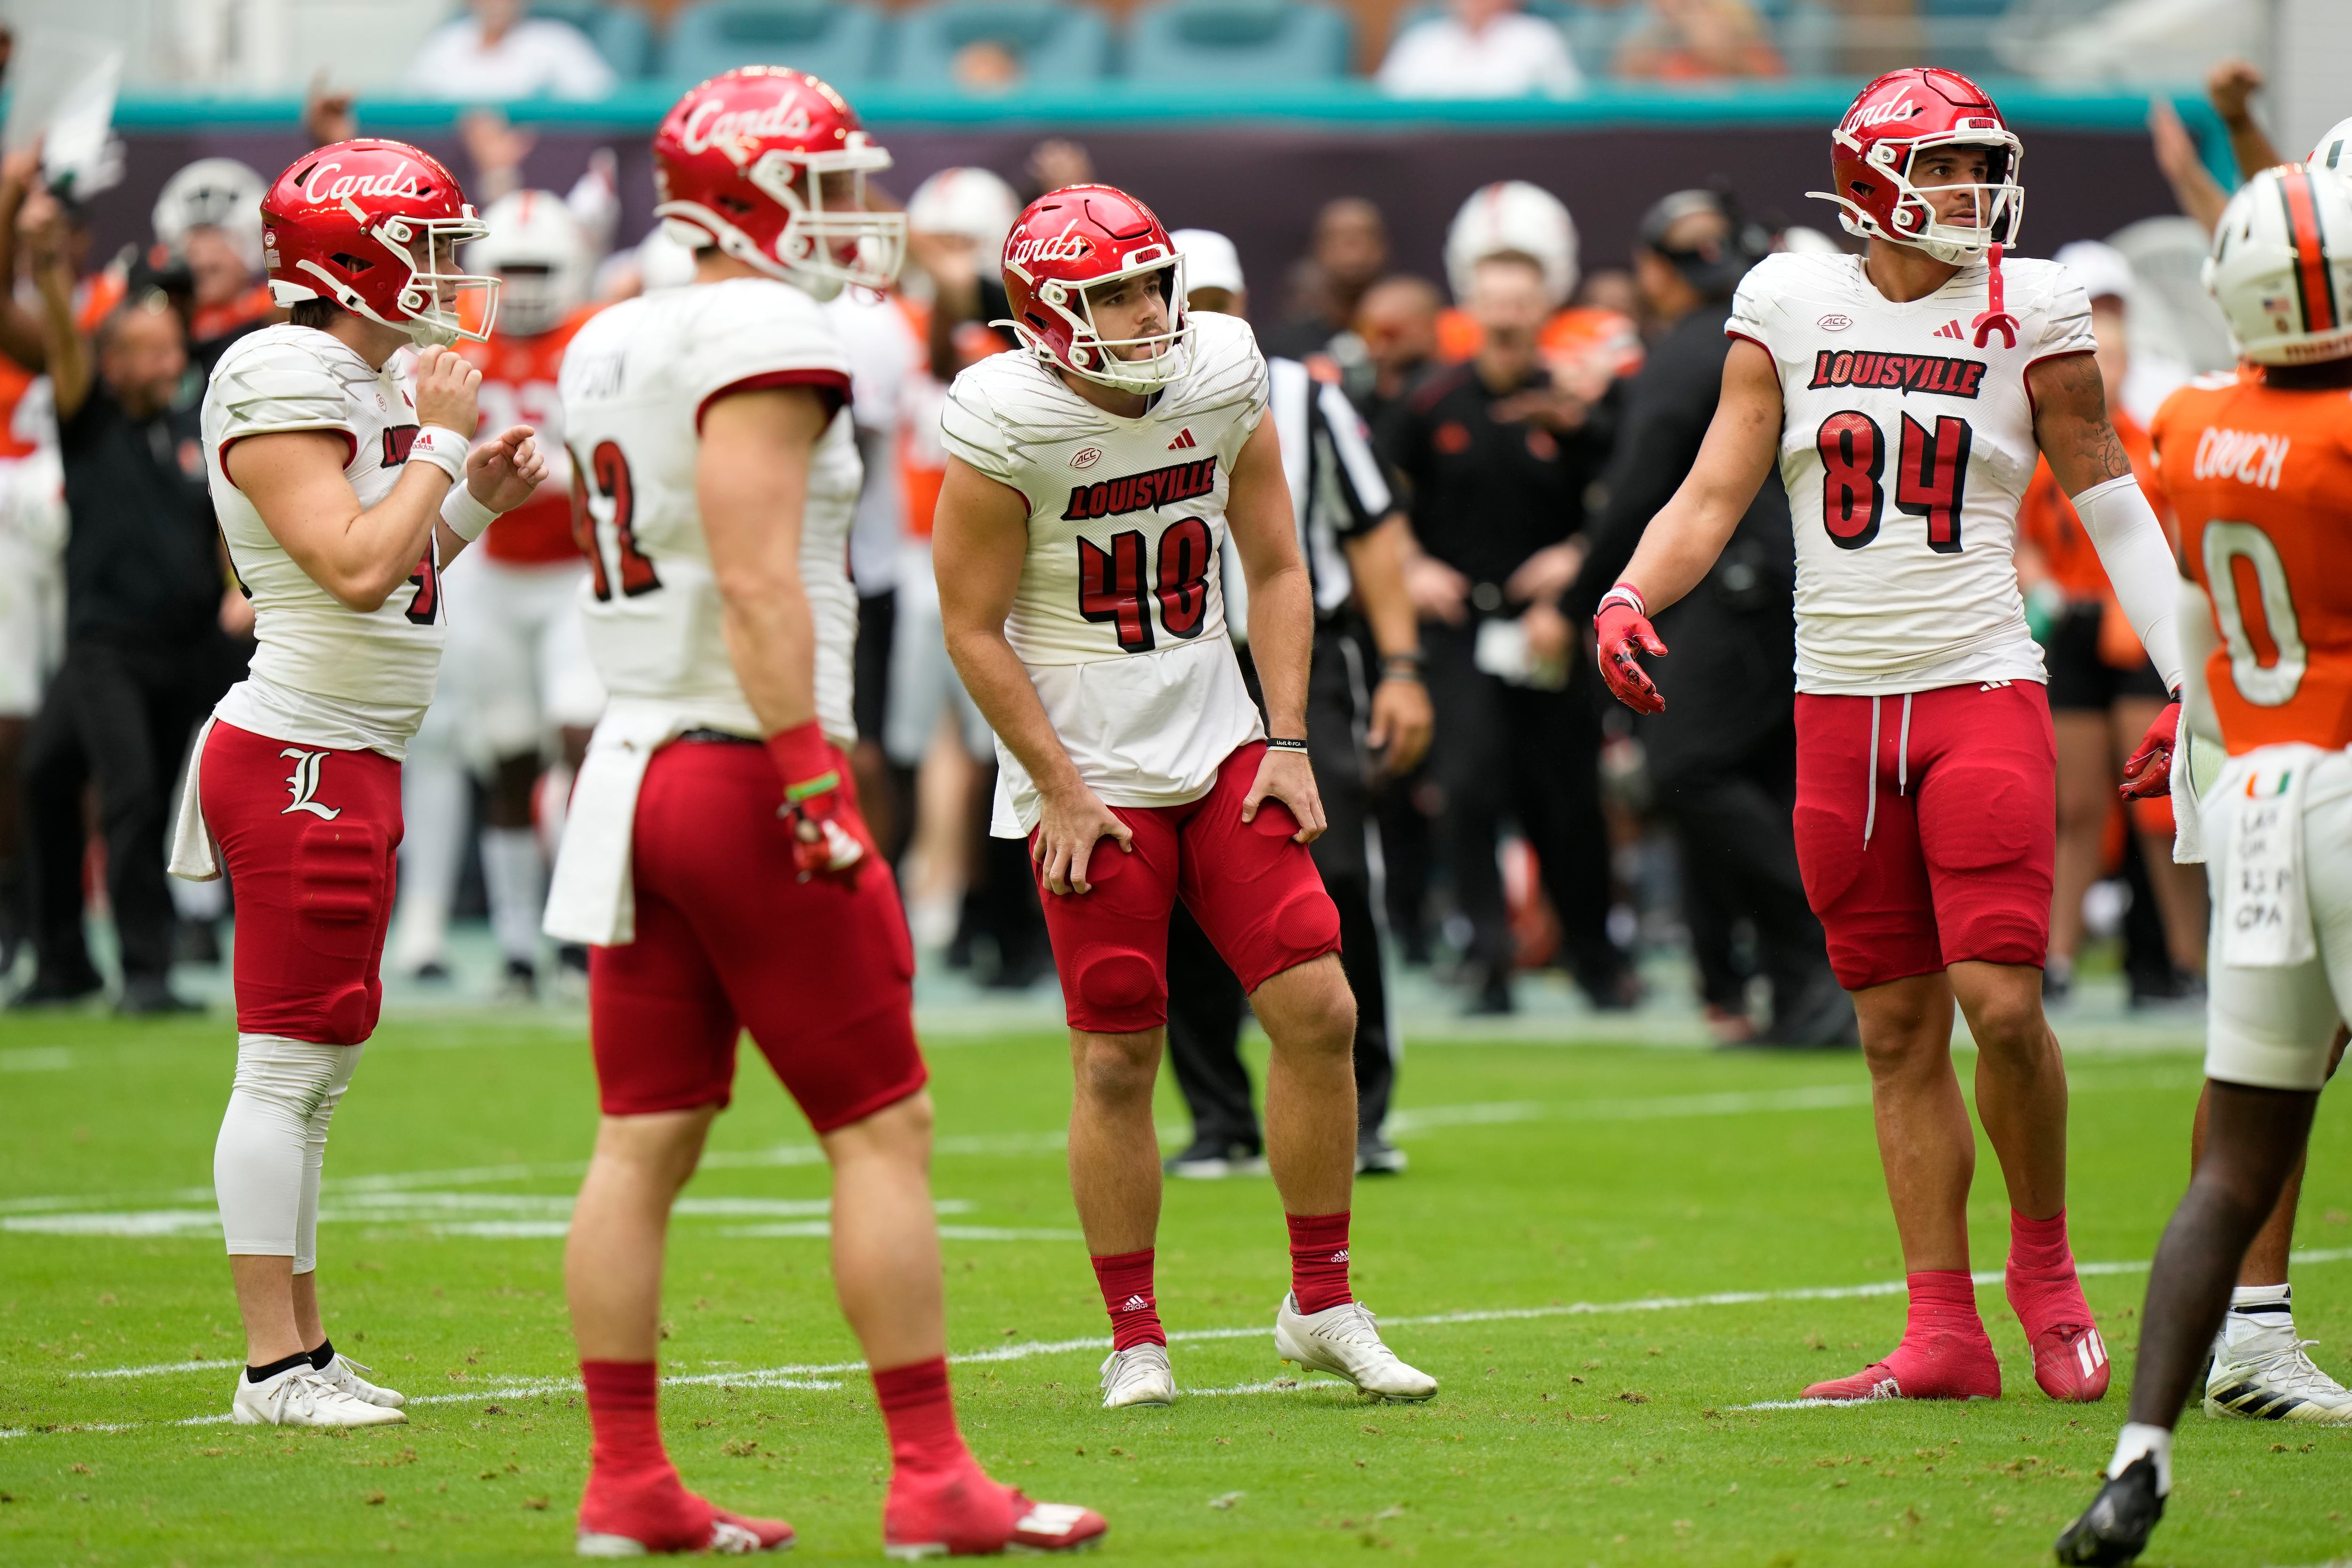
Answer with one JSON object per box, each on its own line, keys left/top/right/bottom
{"left": 1800, "top": 1327, "right": 2003, "bottom": 1403}
{"left": 576, "top": 1465, "right": 795, "bottom": 1556}
{"left": 2009, "top": 1268, "right": 2111, "bottom": 1402}
{"left": 883, "top": 1459, "right": 1106, "bottom": 1559}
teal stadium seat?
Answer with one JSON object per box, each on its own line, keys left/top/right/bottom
{"left": 1917, "top": 0, "right": 2006, "bottom": 77}
{"left": 891, "top": 0, "right": 1115, "bottom": 86}
{"left": 528, "top": 1, "right": 658, "bottom": 80}
{"left": 661, "top": 0, "right": 890, "bottom": 87}
{"left": 1125, "top": 0, "right": 1353, "bottom": 84}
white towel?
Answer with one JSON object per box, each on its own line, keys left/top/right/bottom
{"left": 542, "top": 702, "right": 694, "bottom": 947}
{"left": 2170, "top": 724, "right": 2205, "bottom": 865}
{"left": 2218, "top": 744, "right": 2323, "bottom": 969}
{"left": 168, "top": 717, "right": 221, "bottom": 882}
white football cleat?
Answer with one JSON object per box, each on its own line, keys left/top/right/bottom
{"left": 1274, "top": 1294, "right": 1437, "bottom": 1402}
{"left": 232, "top": 1364, "right": 408, "bottom": 1427}
{"left": 317, "top": 1352, "right": 406, "bottom": 1409}
{"left": 2205, "top": 1320, "right": 2352, "bottom": 1424}
{"left": 1099, "top": 1343, "right": 1176, "bottom": 1409}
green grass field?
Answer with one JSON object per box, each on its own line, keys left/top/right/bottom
{"left": 4, "top": 1005, "right": 2352, "bottom": 1566}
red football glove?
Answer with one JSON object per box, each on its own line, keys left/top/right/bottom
{"left": 766, "top": 721, "right": 869, "bottom": 886}
{"left": 2118, "top": 698, "right": 2181, "bottom": 801}
{"left": 1594, "top": 584, "right": 1668, "bottom": 715}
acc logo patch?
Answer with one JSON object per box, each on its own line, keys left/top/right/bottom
{"left": 1071, "top": 446, "right": 1103, "bottom": 470}
{"left": 1817, "top": 313, "right": 1853, "bottom": 332}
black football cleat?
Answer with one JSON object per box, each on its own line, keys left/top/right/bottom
{"left": 2054, "top": 1454, "right": 2164, "bottom": 1566}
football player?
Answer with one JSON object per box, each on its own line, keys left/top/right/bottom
{"left": 170, "top": 138, "right": 543, "bottom": 1425}
{"left": 2058, "top": 162, "right": 2352, "bottom": 1563}
{"left": 1596, "top": 69, "right": 2185, "bottom": 1405}
{"left": 150, "top": 158, "right": 282, "bottom": 371}
{"left": 542, "top": 70, "right": 1104, "bottom": 1557}
{"left": 449, "top": 188, "right": 606, "bottom": 997}
{"left": 932, "top": 184, "right": 1437, "bottom": 1409}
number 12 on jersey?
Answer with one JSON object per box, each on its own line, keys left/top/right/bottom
{"left": 1818, "top": 409, "right": 1973, "bottom": 554}
{"left": 1079, "top": 516, "right": 1215, "bottom": 653}
{"left": 569, "top": 439, "right": 660, "bottom": 601}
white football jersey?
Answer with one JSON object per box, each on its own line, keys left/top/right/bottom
{"left": 1729, "top": 251, "right": 2098, "bottom": 694}
{"left": 203, "top": 325, "right": 447, "bottom": 754}
{"left": 557, "top": 277, "right": 860, "bottom": 744}
{"left": 941, "top": 310, "right": 1269, "bottom": 834}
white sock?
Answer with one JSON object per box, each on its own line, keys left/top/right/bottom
{"left": 390, "top": 756, "right": 469, "bottom": 971}
{"left": 215, "top": 1035, "right": 361, "bottom": 1263}
{"left": 2107, "top": 1422, "right": 2172, "bottom": 1496}
{"left": 479, "top": 827, "right": 546, "bottom": 967}
{"left": 2222, "top": 1281, "right": 2294, "bottom": 1348}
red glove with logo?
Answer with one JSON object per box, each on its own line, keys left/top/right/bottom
{"left": 2118, "top": 698, "right": 2181, "bottom": 801}
{"left": 766, "top": 721, "right": 869, "bottom": 886}
{"left": 1594, "top": 584, "right": 1669, "bottom": 715}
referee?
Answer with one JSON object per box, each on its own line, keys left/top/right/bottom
{"left": 1159, "top": 231, "right": 1433, "bottom": 1177}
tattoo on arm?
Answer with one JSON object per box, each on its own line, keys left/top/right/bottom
{"left": 2032, "top": 351, "right": 2133, "bottom": 492}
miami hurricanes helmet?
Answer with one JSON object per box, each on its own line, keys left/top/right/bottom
{"left": 1001, "top": 183, "right": 1191, "bottom": 395}
{"left": 907, "top": 166, "right": 1021, "bottom": 257}
{"left": 469, "top": 190, "right": 592, "bottom": 337}
{"left": 2204, "top": 163, "right": 2352, "bottom": 366}
{"left": 262, "top": 139, "right": 497, "bottom": 345}
{"left": 1445, "top": 181, "right": 1579, "bottom": 309}
{"left": 2311, "top": 117, "right": 2352, "bottom": 174}
{"left": 652, "top": 66, "right": 904, "bottom": 301}
{"left": 154, "top": 158, "right": 267, "bottom": 276}
{"left": 1812, "top": 68, "right": 2024, "bottom": 265}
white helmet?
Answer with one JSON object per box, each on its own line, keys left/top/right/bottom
{"left": 2203, "top": 163, "right": 2352, "bottom": 366}
{"left": 634, "top": 223, "right": 699, "bottom": 294}
{"left": 1445, "top": 181, "right": 1579, "bottom": 309}
{"left": 906, "top": 167, "right": 1021, "bottom": 256}
{"left": 2311, "top": 117, "right": 2352, "bottom": 175}
{"left": 468, "top": 190, "right": 593, "bottom": 337}
{"left": 153, "top": 158, "right": 266, "bottom": 277}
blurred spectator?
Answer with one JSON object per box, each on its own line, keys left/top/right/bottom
{"left": 2148, "top": 59, "right": 2284, "bottom": 237}
{"left": 1614, "top": 0, "right": 1785, "bottom": 80}
{"left": 1018, "top": 139, "right": 1095, "bottom": 203}
{"left": 953, "top": 40, "right": 1025, "bottom": 92}
{"left": 148, "top": 159, "right": 279, "bottom": 373}
{"left": 1378, "top": 0, "right": 1583, "bottom": 99}
{"left": 1353, "top": 273, "right": 1444, "bottom": 429}
{"left": 406, "top": 0, "right": 615, "bottom": 102}
{"left": 1265, "top": 198, "right": 1390, "bottom": 361}
{"left": 15, "top": 190, "right": 247, "bottom": 1014}
{"left": 1577, "top": 267, "right": 1640, "bottom": 326}
{"left": 1572, "top": 188, "right": 1847, "bottom": 1045}
{"left": 1387, "top": 251, "right": 1633, "bottom": 1014}
{"left": 2016, "top": 245, "right": 2203, "bottom": 1006}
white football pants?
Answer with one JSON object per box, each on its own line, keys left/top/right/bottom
{"left": 214, "top": 1034, "right": 363, "bottom": 1273}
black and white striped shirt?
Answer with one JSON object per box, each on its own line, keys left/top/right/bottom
{"left": 1227, "top": 355, "right": 1396, "bottom": 633}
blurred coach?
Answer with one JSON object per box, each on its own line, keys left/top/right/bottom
{"left": 1572, "top": 190, "right": 1850, "bottom": 1045}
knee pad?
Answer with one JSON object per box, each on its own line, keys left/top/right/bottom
{"left": 1271, "top": 885, "right": 1342, "bottom": 959}
{"left": 294, "top": 820, "right": 390, "bottom": 1042}
{"left": 1072, "top": 943, "right": 1159, "bottom": 1016}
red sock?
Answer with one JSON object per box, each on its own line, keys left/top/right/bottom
{"left": 1091, "top": 1249, "right": 1164, "bottom": 1350}
{"left": 1287, "top": 1211, "right": 1352, "bottom": 1316}
{"left": 2008, "top": 1208, "right": 2076, "bottom": 1282}
{"left": 872, "top": 1356, "right": 969, "bottom": 1477}
{"left": 581, "top": 1360, "right": 669, "bottom": 1476}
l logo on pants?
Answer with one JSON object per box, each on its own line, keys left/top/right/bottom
{"left": 279, "top": 749, "right": 342, "bottom": 820}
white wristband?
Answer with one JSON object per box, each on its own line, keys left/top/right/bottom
{"left": 1597, "top": 584, "right": 1647, "bottom": 619}
{"left": 439, "top": 481, "right": 498, "bottom": 541}
{"left": 407, "top": 424, "right": 470, "bottom": 485}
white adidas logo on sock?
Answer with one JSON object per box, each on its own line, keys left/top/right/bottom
{"left": 1330, "top": 1249, "right": 1349, "bottom": 1264}
{"left": 1121, "top": 1294, "right": 1150, "bottom": 1312}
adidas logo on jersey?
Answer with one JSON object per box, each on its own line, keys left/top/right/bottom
{"left": 1933, "top": 319, "right": 1968, "bottom": 341}
{"left": 1167, "top": 428, "right": 1197, "bottom": 450}
{"left": 1807, "top": 348, "right": 1986, "bottom": 399}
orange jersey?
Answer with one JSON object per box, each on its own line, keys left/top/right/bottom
{"left": 1434, "top": 304, "right": 1645, "bottom": 382}
{"left": 2151, "top": 368, "right": 2352, "bottom": 754}
{"left": 2018, "top": 408, "right": 2164, "bottom": 667}
{"left": 461, "top": 304, "right": 602, "bottom": 564}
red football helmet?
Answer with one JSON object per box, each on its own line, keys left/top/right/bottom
{"left": 262, "top": 139, "right": 497, "bottom": 345}
{"left": 652, "top": 67, "right": 903, "bottom": 300}
{"left": 1001, "top": 184, "right": 1192, "bottom": 394}
{"left": 1812, "top": 68, "right": 2024, "bottom": 266}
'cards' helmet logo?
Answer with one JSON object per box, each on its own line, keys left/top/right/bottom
{"left": 1807, "top": 348, "right": 1986, "bottom": 398}
{"left": 297, "top": 158, "right": 433, "bottom": 204}
{"left": 1061, "top": 456, "right": 1218, "bottom": 521}
{"left": 1843, "top": 91, "right": 1917, "bottom": 133}
{"left": 677, "top": 91, "right": 814, "bottom": 163}
{"left": 1008, "top": 220, "right": 1093, "bottom": 269}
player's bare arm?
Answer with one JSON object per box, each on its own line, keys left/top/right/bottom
{"left": 226, "top": 348, "right": 537, "bottom": 609}
{"left": 2027, "top": 350, "right": 2133, "bottom": 492}
{"left": 696, "top": 385, "right": 830, "bottom": 732}
{"left": 933, "top": 453, "right": 1132, "bottom": 896}
{"left": 1594, "top": 337, "right": 1783, "bottom": 712}
{"left": 1224, "top": 414, "right": 1326, "bottom": 843}
{"left": 1341, "top": 514, "right": 1434, "bottom": 773}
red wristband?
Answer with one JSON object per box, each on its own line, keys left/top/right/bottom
{"left": 763, "top": 721, "right": 841, "bottom": 807}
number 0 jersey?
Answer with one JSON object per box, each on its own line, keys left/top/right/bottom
{"left": 556, "top": 276, "right": 859, "bottom": 744}
{"left": 940, "top": 310, "right": 1269, "bottom": 835}
{"left": 2151, "top": 369, "right": 2352, "bottom": 755}
{"left": 1728, "top": 251, "right": 2098, "bottom": 694}
{"left": 202, "top": 324, "right": 447, "bottom": 756}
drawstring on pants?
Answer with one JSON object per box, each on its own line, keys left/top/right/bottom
{"left": 1861, "top": 692, "right": 1917, "bottom": 849}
